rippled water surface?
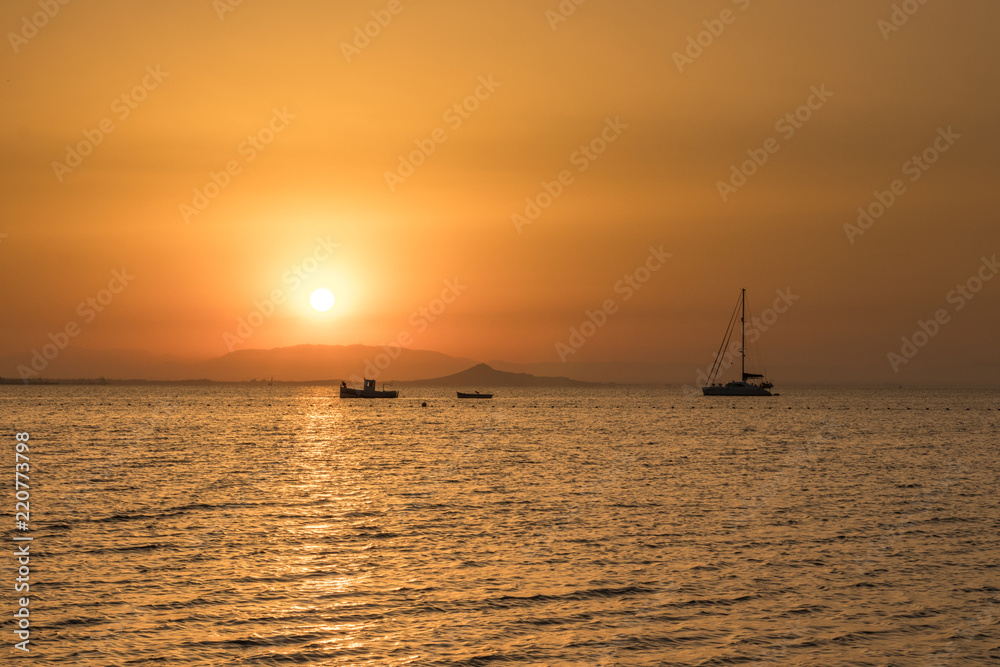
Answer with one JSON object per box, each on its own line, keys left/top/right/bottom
{"left": 3, "top": 386, "right": 999, "bottom": 665}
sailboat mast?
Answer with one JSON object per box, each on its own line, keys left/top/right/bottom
{"left": 741, "top": 288, "right": 746, "bottom": 380}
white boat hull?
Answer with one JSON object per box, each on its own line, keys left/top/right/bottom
{"left": 702, "top": 382, "right": 773, "bottom": 397}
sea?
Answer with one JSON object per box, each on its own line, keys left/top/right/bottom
{"left": 2, "top": 385, "right": 998, "bottom": 666}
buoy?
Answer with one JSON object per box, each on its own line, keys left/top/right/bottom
{"left": 422, "top": 402, "right": 427, "bottom": 407}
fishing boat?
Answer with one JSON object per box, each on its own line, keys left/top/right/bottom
{"left": 340, "top": 378, "right": 398, "bottom": 398}
{"left": 702, "top": 288, "right": 776, "bottom": 397}
{"left": 457, "top": 391, "right": 493, "bottom": 399}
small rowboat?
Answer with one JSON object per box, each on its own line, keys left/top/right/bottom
{"left": 457, "top": 391, "right": 493, "bottom": 399}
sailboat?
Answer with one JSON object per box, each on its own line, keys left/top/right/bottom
{"left": 702, "top": 288, "right": 776, "bottom": 397}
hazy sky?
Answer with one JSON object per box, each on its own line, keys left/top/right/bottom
{"left": 2, "top": 0, "right": 998, "bottom": 383}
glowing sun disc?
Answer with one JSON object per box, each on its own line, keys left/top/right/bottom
{"left": 310, "top": 288, "right": 335, "bottom": 312}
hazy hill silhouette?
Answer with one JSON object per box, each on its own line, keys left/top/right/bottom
{"left": 400, "top": 363, "right": 598, "bottom": 387}
{"left": 2, "top": 344, "right": 995, "bottom": 387}
{"left": 0, "top": 344, "right": 478, "bottom": 383}
{"left": 176, "top": 344, "right": 478, "bottom": 382}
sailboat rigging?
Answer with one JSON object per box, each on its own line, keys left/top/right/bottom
{"left": 702, "top": 288, "right": 777, "bottom": 397}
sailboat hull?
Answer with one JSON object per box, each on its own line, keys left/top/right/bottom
{"left": 702, "top": 382, "right": 773, "bottom": 397}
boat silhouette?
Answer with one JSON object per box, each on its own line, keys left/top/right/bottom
{"left": 457, "top": 391, "right": 493, "bottom": 399}
{"left": 702, "top": 288, "right": 776, "bottom": 397}
{"left": 340, "top": 378, "right": 398, "bottom": 398}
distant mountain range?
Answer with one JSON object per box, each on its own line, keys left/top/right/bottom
{"left": 1, "top": 344, "right": 699, "bottom": 384}
{"left": 1, "top": 343, "right": 996, "bottom": 387}
{"left": 0, "top": 344, "right": 688, "bottom": 385}
{"left": 487, "top": 360, "right": 696, "bottom": 385}
{"left": 399, "top": 363, "right": 596, "bottom": 387}
{"left": 0, "top": 344, "right": 478, "bottom": 383}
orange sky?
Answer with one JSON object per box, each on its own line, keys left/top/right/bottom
{"left": 2, "top": 0, "right": 998, "bottom": 383}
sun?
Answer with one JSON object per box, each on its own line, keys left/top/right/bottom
{"left": 309, "top": 287, "right": 336, "bottom": 312}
